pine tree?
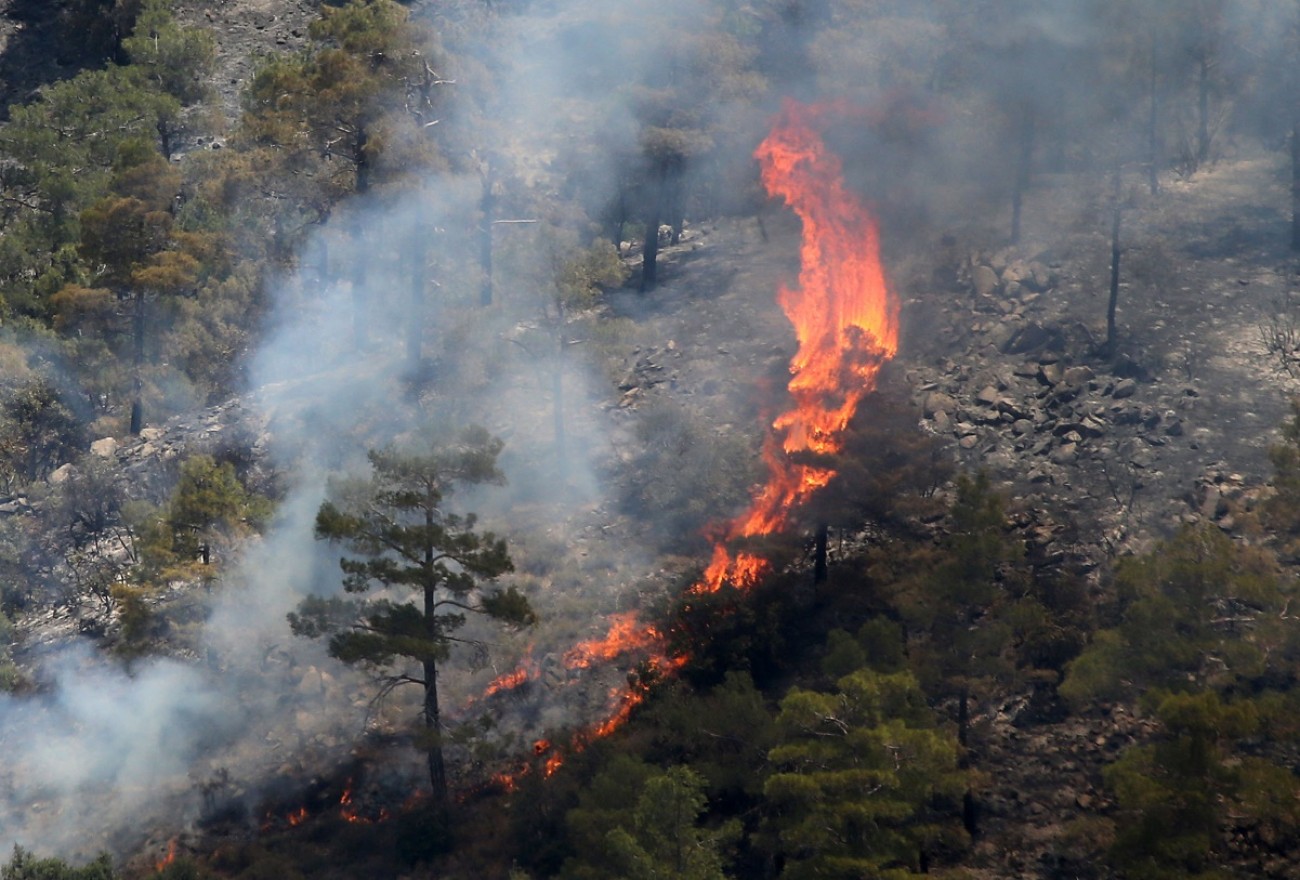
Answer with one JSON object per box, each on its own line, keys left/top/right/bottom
{"left": 289, "top": 427, "right": 534, "bottom": 820}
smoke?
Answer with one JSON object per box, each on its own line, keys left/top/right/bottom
{"left": 1, "top": 0, "right": 1293, "bottom": 863}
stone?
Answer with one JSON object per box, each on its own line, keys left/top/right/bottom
{"left": 1079, "top": 416, "right": 1107, "bottom": 438}
{"left": 931, "top": 410, "right": 952, "bottom": 433}
{"left": 296, "top": 667, "right": 324, "bottom": 697}
{"left": 1039, "top": 363, "right": 1064, "bottom": 386}
{"left": 1028, "top": 261, "right": 1054, "bottom": 291}
{"left": 48, "top": 464, "right": 74, "bottom": 485}
{"left": 90, "top": 437, "right": 119, "bottom": 458}
{"left": 1003, "top": 321, "right": 1065, "bottom": 355}
{"left": 959, "top": 434, "right": 979, "bottom": 449}
{"left": 985, "top": 322, "right": 1017, "bottom": 350}
{"left": 1112, "top": 378, "right": 1138, "bottom": 399}
{"left": 1050, "top": 443, "right": 1078, "bottom": 464}
{"left": 923, "top": 391, "right": 958, "bottom": 418}
{"left": 972, "top": 264, "right": 999, "bottom": 297}
{"left": 976, "top": 385, "right": 1000, "bottom": 406}
{"left": 1062, "top": 365, "right": 1094, "bottom": 387}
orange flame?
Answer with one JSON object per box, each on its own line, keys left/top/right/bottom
{"left": 693, "top": 98, "right": 898, "bottom": 594}
{"left": 286, "top": 806, "right": 309, "bottom": 827}
{"left": 476, "top": 99, "right": 898, "bottom": 785}
{"left": 154, "top": 839, "right": 177, "bottom": 873}
{"left": 562, "top": 612, "right": 663, "bottom": 669}
{"left": 483, "top": 663, "right": 535, "bottom": 696}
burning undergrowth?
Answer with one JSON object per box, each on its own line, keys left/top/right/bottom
{"left": 0, "top": 87, "right": 902, "bottom": 864}
{"left": 455, "top": 98, "right": 903, "bottom": 780}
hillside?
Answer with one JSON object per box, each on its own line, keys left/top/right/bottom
{"left": 2, "top": 2, "right": 1300, "bottom": 880}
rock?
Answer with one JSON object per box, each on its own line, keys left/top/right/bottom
{"left": 959, "top": 434, "right": 979, "bottom": 449}
{"left": 931, "top": 410, "right": 952, "bottom": 432}
{"left": 985, "top": 321, "right": 1018, "bottom": 350}
{"left": 1112, "top": 378, "right": 1138, "bottom": 399}
{"left": 296, "top": 667, "right": 324, "bottom": 697}
{"left": 1028, "top": 261, "right": 1054, "bottom": 291}
{"left": 976, "top": 385, "right": 1000, "bottom": 406}
{"left": 48, "top": 464, "right": 74, "bottom": 485}
{"left": 1039, "top": 363, "right": 1064, "bottom": 386}
{"left": 1050, "top": 443, "right": 1078, "bottom": 464}
{"left": 1003, "top": 321, "right": 1065, "bottom": 355}
{"left": 923, "top": 391, "right": 958, "bottom": 418}
{"left": 1079, "top": 416, "right": 1107, "bottom": 438}
{"left": 972, "top": 264, "right": 999, "bottom": 297}
{"left": 90, "top": 437, "right": 119, "bottom": 458}
{"left": 1131, "top": 448, "right": 1157, "bottom": 469}
{"left": 1062, "top": 365, "right": 1094, "bottom": 387}
{"left": 1013, "top": 419, "right": 1035, "bottom": 436}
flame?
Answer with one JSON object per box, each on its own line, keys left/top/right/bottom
{"left": 286, "top": 806, "right": 309, "bottom": 827}
{"left": 474, "top": 98, "right": 898, "bottom": 789}
{"left": 562, "top": 612, "right": 663, "bottom": 670}
{"left": 693, "top": 98, "right": 898, "bottom": 594}
{"left": 483, "top": 662, "right": 535, "bottom": 696}
{"left": 154, "top": 839, "right": 177, "bottom": 873}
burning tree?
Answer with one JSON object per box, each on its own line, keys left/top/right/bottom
{"left": 288, "top": 426, "right": 535, "bottom": 821}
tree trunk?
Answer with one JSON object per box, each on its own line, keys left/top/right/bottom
{"left": 640, "top": 166, "right": 668, "bottom": 292}
{"left": 640, "top": 209, "right": 661, "bottom": 292}
{"left": 1197, "top": 56, "right": 1211, "bottom": 167}
{"left": 423, "top": 503, "right": 449, "bottom": 823}
{"left": 1106, "top": 165, "right": 1123, "bottom": 354}
{"left": 1010, "top": 110, "right": 1033, "bottom": 244}
{"left": 813, "top": 523, "right": 828, "bottom": 584}
{"left": 605, "top": 189, "right": 627, "bottom": 249}
{"left": 423, "top": 655, "right": 448, "bottom": 822}
{"left": 479, "top": 170, "right": 495, "bottom": 307}
{"left": 407, "top": 233, "right": 426, "bottom": 374}
{"left": 553, "top": 338, "right": 567, "bottom": 481}
{"left": 129, "top": 290, "right": 145, "bottom": 435}
{"left": 1147, "top": 30, "right": 1160, "bottom": 195}
{"left": 354, "top": 124, "right": 371, "bottom": 196}
{"left": 351, "top": 124, "right": 372, "bottom": 350}
{"left": 1292, "top": 115, "right": 1300, "bottom": 251}
{"left": 351, "top": 215, "right": 369, "bottom": 351}
{"left": 957, "top": 685, "right": 969, "bottom": 749}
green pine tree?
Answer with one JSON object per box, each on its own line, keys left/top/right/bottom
{"left": 289, "top": 426, "right": 535, "bottom": 821}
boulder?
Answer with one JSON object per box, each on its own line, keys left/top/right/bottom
{"left": 1112, "top": 378, "right": 1138, "bottom": 399}
{"left": 90, "top": 437, "right": 119, "bottom": 458}
{"left": 972, "top": 264, "right": 999, "bottom": 297}
{"left": 923, "top": 391, "right": 958, "bottom": 418}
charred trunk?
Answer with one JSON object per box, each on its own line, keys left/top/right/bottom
{"left": 640, "top": 173, "right": 664, "bottom": 293}
{"left": 1106, "top": 165, "right": 1123, "bottom": 354}
{"left": 553, "top": 343, "right": 567, "bottom": 481}
{"left": 1010, "top": 110, "right": 1033, "bottom": 244}
{"left": 813, "top": 523, "right": 828, "bottom": 584}
{"left": 1292, "top": 115, "right": 1300, "bottom": 252}
{"left": 957, "top": 685, "right": 969, "bottom": 749}
{"left": 1197, "top": 56, "right": 1211, "bottom": 167}
{"left": 408, "top": 234, "right": 427, "bottom": 373}
{"left": 129, "top": 290, "right": 145, "bottom": 435}
{"left": 479, "top": 170, "right": 495, "bottom": 307}
{"left": 423, "top": 505, "right": 449, "bottom": 823}
{"left": 351, "top": 216, "right": 369, "bottom": 351}
{"left": 1147, "top": 31, "right": 1160, "bottom": 195}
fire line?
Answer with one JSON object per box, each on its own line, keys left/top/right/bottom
{"left": 485, "top": 97, "right": 900, "bottom": 779}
